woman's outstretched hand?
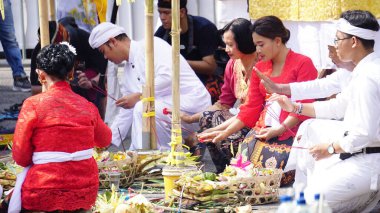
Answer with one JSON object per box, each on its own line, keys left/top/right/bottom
{"left": 267, "top": 93, "right": 294, "bottom": 112}
{"left": 255, "top": 126, "right": 284, "bottom": 141}
{"left": 197, "top": 130, "right": 229, "bottom": 144}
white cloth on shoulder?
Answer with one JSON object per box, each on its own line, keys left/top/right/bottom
{"left": 8, "top": 148, "right": 93, "bottom": 213}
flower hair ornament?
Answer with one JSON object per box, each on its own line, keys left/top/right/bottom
{"left": 60, "top": 41, "right": 77, "bottom": 55}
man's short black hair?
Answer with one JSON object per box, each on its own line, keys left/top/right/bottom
{"left": 157, "top": 0, "right": 187, "bottom": 9}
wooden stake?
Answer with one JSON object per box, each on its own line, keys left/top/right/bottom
{"left": 48, "top": 0, "right": 55, "bottom": 21}
{"left": 142, "top": 0, "right": 157, "bottom": 150}
{"left": 38, "top": 0, "right": 50, "bottom": 48}
{"left": 171, "top": 0, "right": 184, "bottom": 159}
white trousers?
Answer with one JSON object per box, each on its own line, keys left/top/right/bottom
{"left": 287, "top": 119, "right": 380, "bottom": 212}
{"left": 131, "top": 100, "right": 199, "bottom": 150}
{"left": 111, "top": 100, "right": 199, "bottom": 150}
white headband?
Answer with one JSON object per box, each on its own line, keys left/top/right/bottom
{"left": 336, "top": 18, "right": 377, "bottom": 40}
{"left": 89, "top": 22, "right": 126, "bottom": 49}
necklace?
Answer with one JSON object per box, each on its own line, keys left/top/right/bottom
{"left": 234, "top": 59, "right": 254, "bottom": 103}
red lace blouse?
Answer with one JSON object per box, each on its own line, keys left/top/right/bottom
{"left": 12, "top": 81, "right": 111, "bottom": 211}
{"left": 237, "top": 50, "right": 318, "bottom": 141}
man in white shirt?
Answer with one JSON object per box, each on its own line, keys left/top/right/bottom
{"left": 269, "top": 10, "right": 380, "bottom": 212}
{"left": 89, "top": 22, "right": 211, "bottom": 150}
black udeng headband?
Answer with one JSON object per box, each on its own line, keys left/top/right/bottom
{"left": 157, "top": 0, "right": 187, "bottom": 9}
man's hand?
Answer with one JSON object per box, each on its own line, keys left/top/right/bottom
{"left": 116, "top": 93, "right": 141, "bottom": 109}
{"left": 255, "top": 68, "right": 290, "bottom": 95}
{"left": 309, "top": 143, "right": 331, "bottom": 161}
{"left": 187, "top": 55, "right": 217, "bottom": 76}
{"left": 267, "top": 94, "right": 295, "bottom": 113}
{"left": 77, "top": 71, "right": 93, "bottom": 89}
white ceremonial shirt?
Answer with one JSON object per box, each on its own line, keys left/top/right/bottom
{"left": 111, "top": 37, "right": 211, "bottom": 146}
{"left": 290, "top": 68, "right": 352, "bottom": 101}
{"left": 313, "top": 53, "right": 380, "bottom": 153}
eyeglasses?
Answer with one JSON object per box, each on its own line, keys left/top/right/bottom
{"left": 334, "top": 37, "right": 351, "bottom": 46}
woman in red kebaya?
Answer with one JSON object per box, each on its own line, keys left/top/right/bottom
{"left": 198, "top": 16, "right": 317, "bottom": 186}
{"left": 10, "top": 43, "right": 111, "bottom": 211}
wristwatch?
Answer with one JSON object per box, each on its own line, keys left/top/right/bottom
{"left": 327, "top": 143, "right": 336, "bottom": 154}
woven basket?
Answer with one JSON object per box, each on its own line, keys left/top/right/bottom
{"left": 229, "top": 168, "right": 282, "bottom": 205}
{"left": 135, "top": 150, "right": 168, "bottom": 179}
{"left": 97, "top": 151, "right": 138, "bottom": 189}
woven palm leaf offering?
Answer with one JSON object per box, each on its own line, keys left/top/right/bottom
{"left": 94, "top": 184, "right": 155, "bottom": 213}
{"left": 0, "top": 161, "right": 22, "bottom": 191}
{"left": 171, "top": 170, "right": 235, "bottom": 210}
{"left": 221, "top": 154, "right": 283, "bottom": 205}
{"left": 94, "top": 150, "right": 138, "bottom": 189}
{"left": 135, "top": 150, "right": 169, "bottom": 180}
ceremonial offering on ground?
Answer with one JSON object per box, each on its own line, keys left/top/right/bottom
{"left": 224, "top": 166, "right": 282, "bottom": 205}
{"left": 95, "top": 150, "right": 138, "bottom": 189}
{"left": 162, "top": 165, "right": 198, "bottom": 201}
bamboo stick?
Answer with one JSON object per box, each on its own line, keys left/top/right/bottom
{"left": 142, "top": 0, "right": 157, "bottom": 150}
{"left": 38, "top": 0, "right": 49, "bottom": 48}
{"left": 154, "top": 205, "right": 201, "bottom": 213}
{"left": 154, "top": 205, "right": 221, "bottom": 213}
{"left": 171, "top": 0, "right": 184, "bottom": 162}
{"left": 48, "top": 0, "right": 55, "bottom": 21}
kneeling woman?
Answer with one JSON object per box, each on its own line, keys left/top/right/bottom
{"left": 198, "top": 16, "right": 317, "bottom": 186}
{"left": 10, "top": 43, "right": 111, "bottom": 211}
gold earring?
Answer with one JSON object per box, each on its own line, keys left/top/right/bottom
{"left": 68, "top": 72, "right": 74, "bottom": 81}
{"left": 38, "top": 76, "right": 47, "bottom": 84}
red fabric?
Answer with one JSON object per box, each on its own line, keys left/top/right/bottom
{"left": 12, "top": 81, "right": 111, "bottom": 211}
{"left": 237, "top": 50, "right": 317, "bottom": 140}
{"left": 219, "top": 59, "right": 238, "bottom": 107}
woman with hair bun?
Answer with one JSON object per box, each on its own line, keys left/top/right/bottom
{"left": 7, "top": 43, "right": 111, "bottom": 211}
{"left": 199, "top": 16, "right": 317, "bottom": 185}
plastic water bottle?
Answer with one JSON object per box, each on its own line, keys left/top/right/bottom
{"left": 277, "top": 195, "right": 293, "bottom": 213}
{"left": 294, "top": 192, "right": 311, "bottom": 213}
{"left": 311, "top": 194, "right": 332, "bottom": 213}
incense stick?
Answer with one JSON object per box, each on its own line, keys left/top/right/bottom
{"left": 117, "top": 127, "right": 126, "bottom": 152}
{"left": 261, "top": 103, "right": 309, "bottom": 149}
{"left": 263, "top": 103, "right": 297, "bottom": 137}
{"left": 91, "top": 80, "right": 117, "bottom": 101}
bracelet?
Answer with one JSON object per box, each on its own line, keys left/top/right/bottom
{"left": 292, "top": 103, "right": 303, "bottom": 114}
{"left": 296, "top": 103, "right": 303, "bottom": 114}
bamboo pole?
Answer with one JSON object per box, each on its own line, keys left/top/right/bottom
{"left": 48, "top": 0, "right": 55, "bottom": 21}
{"left": 170, "top": 0, "right": 184, "bottom": 163}
{"left": 38, "top": 0, "right": 50, "bottom": 47}
{"left": 142, "top": 0, "right": 157, "bottom": 150}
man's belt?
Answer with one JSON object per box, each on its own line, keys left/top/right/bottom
{"left": 340, "top": 147, "right": 380, "bottom": 160}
